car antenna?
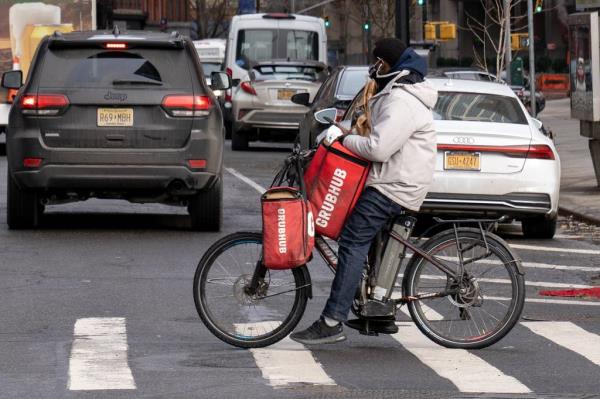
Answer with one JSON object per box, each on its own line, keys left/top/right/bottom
{"left": 112, "top": 25, "right": 120, "bottom": 37}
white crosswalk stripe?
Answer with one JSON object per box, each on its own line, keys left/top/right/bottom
{"left": 391, "top": 322, "right": 532, "bottom": 393}
{"left": 68, "top": 317, "right": 136, "bottom": 391}
{"left": 235, "top": 322, "right": 336, "bottom": 387}
{"left": 521, "top": 321, "right": 600, "bottom": 367}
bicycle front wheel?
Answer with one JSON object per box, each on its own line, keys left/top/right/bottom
{"left": 193, "top": 232, "right": 310, "bottom": 348}
{"left": 403, "top": 228, "right": 525, "bottom": 349}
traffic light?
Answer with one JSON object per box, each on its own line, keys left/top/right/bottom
{"left": 417, "top": 0, "right": 425, "bottom": 6}
{"left": 363, "top": 21, "right": 370, "bottom": 31}
{"left": 324, "top": 16, "right": 330, "bottom": 28}
{"left": 424, "top": 23, "right": 435, "bottom": 40}
{"left": 535, "top": 0, "right": 543, "bottom": 12}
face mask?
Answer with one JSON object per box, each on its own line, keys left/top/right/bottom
{"left": 368, "top": 59, "right": 383, "bottom": 79}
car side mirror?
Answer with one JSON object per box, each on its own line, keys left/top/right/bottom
{"left": 314, "top": 108, "right": 337, "bottom": 125}
{"left": 210, "top": 71, "right": 231, "bottom": 91}
{"left": 2, "top": 70, "right": 22, "bottom": 89}
{"left": 291, "top": 92, "right": 310, "bottom": 106}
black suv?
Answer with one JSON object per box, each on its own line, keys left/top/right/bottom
{"left": 1, "top": 30, "right": 231, "bottom": 230}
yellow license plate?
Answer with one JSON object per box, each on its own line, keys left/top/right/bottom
{"left": 444, "top": 152, "right": 481, "bottom": 171}
{"left": 277, "top": 89, "right": 297, "bottom": 100}
{"left": 97, "top": 108, "right": 133, "bottom": 127}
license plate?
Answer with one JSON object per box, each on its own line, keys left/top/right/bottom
{"left": 97, "top": 108, "right": 133, "bottom": 127}
{"left": 444, "top": 151, "right": 481, "bottom": 171}
{"left": 277, "top": 89, "right": 297, "bottom": 100}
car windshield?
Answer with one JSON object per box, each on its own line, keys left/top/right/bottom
{"left": 252, "top": 65, "right": 326, "bottom": 82}
{"left": 433, "top": 92, "right": 528, "bottom": 124}
{"left": 236, "top": 29, "right": 319, "bottom": 70}
{"left": 202, "top": 62, "right": 222, "bottom": 76}
{"left": 337, "top": 69, "right": 369, "bottom": 97}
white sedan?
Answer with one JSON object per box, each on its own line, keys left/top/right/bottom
{"left": 329, "top": 78, "right": 560, "bottom": 238}
{"left": 420, "top": 78, "right": 560, "bottom": 238}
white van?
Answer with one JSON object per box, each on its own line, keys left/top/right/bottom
{"left": 193, "top": 38, "right": 226, "bottom": 78}
{"left": 225, "top": 13, "right": 327, "bottom": 84}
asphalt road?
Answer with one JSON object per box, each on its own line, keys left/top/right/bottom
{"left": 1, "top": 140, "right": 600, "bottom": 399}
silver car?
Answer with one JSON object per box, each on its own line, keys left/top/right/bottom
{"left": 231, "top": 60, "right": 327, "bottom": 150}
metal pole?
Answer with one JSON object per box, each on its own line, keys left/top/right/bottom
{"left": 527, "top": 0, "right": 536, "bottom": 116}
{"left": 504, "top": 0, "right": 512, "bottom": 84}
{"left": 291, "top": 0, "right": 295, "bottom": 13}
{"left": 395, "top": 0, "right": 410, "bottom": 45}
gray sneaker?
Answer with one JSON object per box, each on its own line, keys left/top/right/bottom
{"left": 290, "top": 317, "right": 346, "bottom": 345}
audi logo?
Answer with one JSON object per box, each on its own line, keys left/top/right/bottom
{"left": 452, "top": 137, "right": 475, "bottom": 144}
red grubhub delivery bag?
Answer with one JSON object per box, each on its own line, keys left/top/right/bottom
{"left": 304, "top": 141, "right": 371, "bottom": 239}
{"left": 262, "top": 187, "right": 315, "bottom": 269}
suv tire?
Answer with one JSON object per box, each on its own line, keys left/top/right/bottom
{"left": 522, "top": 215, "right": 557, "bottom": 239}
{"left": 188, "top": 177, "right": 222, "bottom": 231}
{"left": 7, "top": 171, "right": 43, "bottom": 229}
{"left": 231, "top": 124, "right": 249, "bottom": 151}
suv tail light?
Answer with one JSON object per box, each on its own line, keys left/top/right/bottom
{"left": 162, "top": 95, "right": 211, "bottom": 117}
{"left": 21, "top": 94, "right": 69, "bottom": 115}
{"left": 240, "top": 81, "right": 256, "bottom": 95}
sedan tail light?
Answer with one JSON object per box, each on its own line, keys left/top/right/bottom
{"left": 162, "top": 95, "right": 211, "bottom": 117}
{"left": 437, "top": 144, "right": 555, "bottom": 160}
{"left": 21, "top": 93, "right": 69, "bottom": 115}
{"left": 240, "top": 81, "right": 257, "bottom": 96}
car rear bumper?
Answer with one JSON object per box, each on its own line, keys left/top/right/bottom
{"left": 237, "top": 109, "right": 305, "bottom": 129}
{"left": 421, "top": 192, "right": 553, "bottom": 217}
{"left": 8, "top": 131, "right": 222, "bottom": 192}
{"left": 14, "top": 165, "right": 217, "bottom": 192}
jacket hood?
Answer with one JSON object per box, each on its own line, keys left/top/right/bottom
{"left": 391, "top": 47, "right": 427, "bottom": 77}
{"left": 398, "top": 79, "right": 438, "bottom": 109}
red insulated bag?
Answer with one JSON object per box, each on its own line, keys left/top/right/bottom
{"left": 304, "top": 141, "right": 370, "bottom": 239}
{"left": 261, "top": 187, "right": 315, "bottom": 269}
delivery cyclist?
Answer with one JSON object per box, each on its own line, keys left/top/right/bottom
{"left": 290, "top": 38, "right": 438, "bottom": 345}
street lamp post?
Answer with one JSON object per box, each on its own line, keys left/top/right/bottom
{"left": 527, "top": 0, "right": 536, "bottom": 116}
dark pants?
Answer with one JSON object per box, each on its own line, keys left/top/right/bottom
{"left": 322, "top": 187, "right": 405, "bottom": 322}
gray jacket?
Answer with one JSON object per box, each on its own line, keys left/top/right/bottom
{"left": 343, "top": 72, "right": 438, "bottom": 211}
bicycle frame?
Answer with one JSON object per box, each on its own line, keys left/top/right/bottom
{"left": 312, "top": 218, "right": 505, "bottom": 305}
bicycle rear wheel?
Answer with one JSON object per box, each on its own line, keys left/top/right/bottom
{"left": 193, "top": 232, "right": 310, "bottom": 348}
{"left": 403, "top": 228, "right": 525, "bottom": 349}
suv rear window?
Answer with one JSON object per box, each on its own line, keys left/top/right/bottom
{"left": 38, "top": 48, "right": 192, "bottom": 89}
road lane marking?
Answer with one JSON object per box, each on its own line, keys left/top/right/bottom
{"left": 391, "top": 322, "right": 531, "bottom": 393}
{"left": 235, "top": 322, "right": 335, "bottom": 387}
{"left": 400, "top": 303, "right": 444, "bottom": 320}
{"left": 225, "top": 167, "right": 266, "bottom": 194}
{"left": 509, "top": 243, "right": 600, "bottom": 255}
{"left": 522, "top": 322, "right": 600, "bottom": 366}
{"left": 68, "top": 317, "right": 136, "bottom": 391}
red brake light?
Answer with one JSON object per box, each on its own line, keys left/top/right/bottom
{"left": 105, "top": 43, "right": 127, "bottom": 49}
{"left": 21, "top": 94, "right": 69, "bottom": 115}
{"left": 240, "top": 81, "right": 256, "bottom": 95}
{"left": 187, "top": 159, "right": 207, "bottom": 169}
{"left": 334, "top": 108, "right": 345, "bottom": 122}
{"left": 23, "top": 158, "right": 42, "bottom": 168}
{"left": 161, "top": 95, "right": 211, "bottom": 117}
{"left": 526, "top": 144, "right": 555, "bottom": 160}
{"left": 226, "top": 67, "right": 232, "bottom": 77}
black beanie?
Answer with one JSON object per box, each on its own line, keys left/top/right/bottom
{"left": 373, "top": 38, "right": 407, "bottom": 67}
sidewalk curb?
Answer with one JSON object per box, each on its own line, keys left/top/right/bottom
{"left": 558, "top": 206, "right": 600, "bottom": 226}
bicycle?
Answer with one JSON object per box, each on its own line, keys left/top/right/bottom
{"left": 193, "top": 144, "right": 526, "bottom": 349}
